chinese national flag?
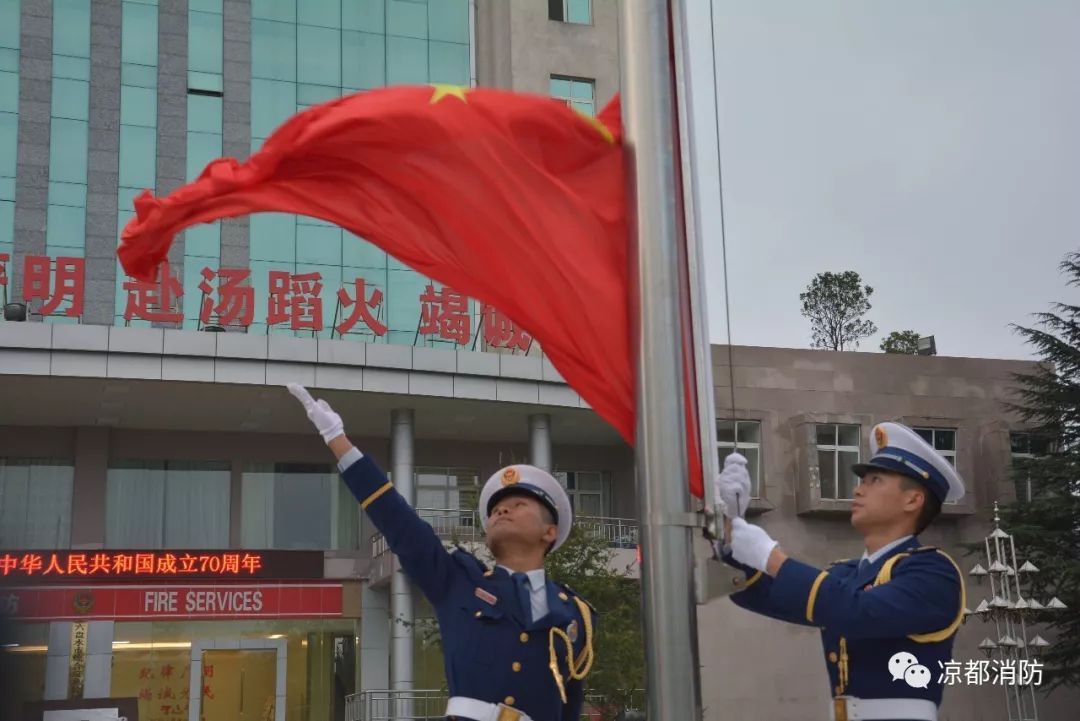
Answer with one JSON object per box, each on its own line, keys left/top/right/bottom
{"left": 117, "top": 85, "right": 704, "bottom": 497}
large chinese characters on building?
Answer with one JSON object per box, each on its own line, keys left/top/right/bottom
{"left": 0, "top": 253, "right": 531, "bottom": 349}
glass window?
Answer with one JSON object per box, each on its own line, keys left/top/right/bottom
{"left": 120, "top": 85, "right": 157, "bottom": 127}
{"left": 190, "top": 0, "right": 224, "bottom": 12}
{"left": 0, "top": 1, "right": 20, "bottom": 51}
{"left": 386, "top": 35, "right": 428, "bottom": 84}
{"left": 299, "top": 0, "right": 341, "bottom": 28}
{"left": 121, "top": 2, "right": 158, "bottom": 67}
{"left": 51, "top": 79, "right": 89, "bottom": 121}
{"left": 296, "top": 223, "right": 342, "bottom": 266}
{"left": 297, "top": 83, "right": 341, "bottom": 106}
{"left": 429, "top": 0, "right": 469, "bottom": 43}
{"left": 53, "top": 0, "right": 91, "bottom": 58}
{"left": 187, "top": 132, "right": 222, "bottom": 181}
{"left": 106, "top": 460, "right": 231, "bottom": 548}
{"left": 189, "top": 10, "right": 224, "bottom": 76}
{"left": 816, "top": 423, "right": 860, "bottom": 500}
{"left": 298, "top": 24, "right": 342, "bottom": 86}
{"left": 252, "top": 0, "right": 296, "bottom": 23}
{"left": 1010, "top": 431, "right": 1052, "bottom": 503}
{"left": 119, "top": 124, "right": 157, "bottom": 188}
{"left": 0, "top": 111, "right": 15, "bottom": 179}
{"left": 185, "top": 224, "right": 221, "bottom": 259}
{"left": 386, "top": 268, "right": 427, "bottom": 335}
{"left": 428, "top": 41, "right": 469, "bottom": 86}
{"left": 0, "top": 70, "right": 17, "bottom": 114}
{"left": 342, "top": 234, "right": 387, "bottom": 270}
{"left": 387, "top": 0, "right": 428, "bottom": 39}
{"left": 53, "top": 55, "right": 91, "bottom": 81}
{"left": 45, "top": 204, "right": 86, "bottom": 248}
{"left": 250, "top": 213, "right": 297, "bottom": 262}
{"left": 716, "top": 420, "right": 762, "bottom": 498}
{"left": 0, "top": 458, "right": 74, "bottom": 548}
{"left": 555, "top": 470, "right": 610, "bottom": 517}
{"left": 342, "top": 31, "right": 386, "bottom": 90}
{"left": 188, "top": 94, "right": 223, "bottom": 136}
{"left": 241, "top": 462, "right": 357, "bottom": 549}
{"left": 343, "top": 0, "right": 384, "bottom": 33}
{"left": 550, "top": 75, "right": 595, "bottom": 116}
{"left": 251, "top": 78, "right": 298, "bottom": 139}
{"left": 48, "top": 119, "right": 89, "bottom": 184}
{"left": 567, "top": 0, "right": 592, "bottom": 24}
{"left": 913, "top": 428, "right": 956, "bottom": 466}
{"left": 252, "top": 19, "right": 297, "bottom": 81}
{"left": 121, "top": 63, "right": 157, "bottom": 89}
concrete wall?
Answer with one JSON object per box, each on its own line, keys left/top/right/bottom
{"left": 475, "top": 0, "right": 621, "bottom": 105}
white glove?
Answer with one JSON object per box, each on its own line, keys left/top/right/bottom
{"left": 714, "top": 452, "right": 751, "bottom": 518}
{"left": 287, "top": 383, "right": 345, "bottom": 444}
{"left": 729, "top": 517, "right": 778, "bottom": 573}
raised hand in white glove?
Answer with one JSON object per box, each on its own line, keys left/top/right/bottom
{"left": 729, "top": 517, "right": 779, "bottom": 573}
{"left": 287, "top": 383, "right": 345, "bottom": 444}
{"left": 714, "top": 452, "right": 752, "bottom": 519}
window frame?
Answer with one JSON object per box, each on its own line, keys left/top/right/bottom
{"left": 815, "top": 423, "right": 861, "bottom": 501}
{"left": 554, "top": 470, "right": 611, "bottom": 518}
{"left": 549, "top": 74, "right": 596, "bottom": 116}
{"left": 715, "top": 419, "right": 762, "bottom": 499}
{"left": 549, "top": 0, "right": 593, "bottom": 25}
{"left": 1009, "top": 431, "right": 1052, "bottom": 503}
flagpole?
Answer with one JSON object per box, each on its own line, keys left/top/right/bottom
{"left": 621, "top": 2, "right": 704, "bottom": 720}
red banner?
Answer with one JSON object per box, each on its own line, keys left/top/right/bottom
{"left": 0, "top": 584, "right": 342, "bottom": 621}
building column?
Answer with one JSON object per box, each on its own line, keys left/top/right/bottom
{"left": 359, "top": 584, "right": 390, "bottom": 692}
{"left": 83, "top": 621, "right": 114, "bottom": 698}
{"left": 44, "top": 622, "right": 70, "bottom": 700}
{"left": 390, "top": 409, "right": 414, "bottom": 702}
{"left": 529, "top": 413, "right": 551, "bottom": 471}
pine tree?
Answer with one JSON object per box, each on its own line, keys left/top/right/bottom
{"left": 999, "top": 251, "right": 1080, "bottom": 689}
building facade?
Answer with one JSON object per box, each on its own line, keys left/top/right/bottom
{"left": 2, "top": 2, "right": 1077, "bottom": 721}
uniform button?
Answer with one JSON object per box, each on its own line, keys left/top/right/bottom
{"left": 519, "top": 632, "right": 529, "bottom": 643}
{"left": 512, "top": 662, "right": 522, "bottom": 672}
{"left": 474, "top": 611, "right": 482, "bottom": 618}
{"left": 484, "top": 570, "right": 494, "bottom": 577}
{"left": 828, "top": 652, "right": 838, "bottom": 663}
{"left": 558, "top": 592, "right": 568, "bottom": 601}
{"left": 834, "top": 686, "right": 841, "bottom": 696}
{"left": 504, "top": 696, "right": 515, "bottom": 706}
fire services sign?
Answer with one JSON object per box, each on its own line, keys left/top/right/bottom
{"left": 0, "top": 584, "right": 342, "bottom": 621}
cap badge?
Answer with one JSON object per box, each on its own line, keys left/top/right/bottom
{"left": 875, "top": 426, "right": 888, "bottom": 449}
{"left": 501, "top": 468, "right": 520, "bottom": 486}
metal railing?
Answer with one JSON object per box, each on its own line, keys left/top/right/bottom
{"left": 345, "top": 689, "right": 646, "bottom": 721}
{"left": 370, "top": 510, "right": 639, "bottom": 558}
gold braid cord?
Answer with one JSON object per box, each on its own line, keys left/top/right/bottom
{"left": 548, "top": 598, "right": 595, "bottom": 703}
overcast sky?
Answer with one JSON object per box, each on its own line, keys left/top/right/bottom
{"left": 701, "top": 1, "right": 1080, "bottom": 360}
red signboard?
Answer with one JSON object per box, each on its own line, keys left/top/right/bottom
{"left": 4, "top": 253, "right": 532, "bottom": 347}
{"left": 1, "top": 583, "right": 342, "bottom": 621}
{"left": 0, "top": 550, "right": 324, "bottom": 584}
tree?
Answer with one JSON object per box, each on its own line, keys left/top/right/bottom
{"left": 407, "top": 528, "right": 645, "bottom": 720}
{"left": 799, "top": 271, "right": 877, "bottom": 350}
{"left": 880, "top": 330, "right": 921, "bottom": 354}
{"left": 996, "top": 251, "right": 1080, "bottom": 689}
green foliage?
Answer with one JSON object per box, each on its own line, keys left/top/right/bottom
{"left": 880, "top": 330, "right": 921, "bottom": 354}
{"left": 994, "top": 251, "right": 1080, "bottom": 689}
{"left": 800, "top": 270, "right": 877, "bottom": 350}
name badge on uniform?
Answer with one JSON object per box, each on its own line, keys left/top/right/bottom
{"left": 567, "top": 620, "right": 578, "bottom": 643}
{"left": 474, "top": 587, "right": 497, "bottom": 606}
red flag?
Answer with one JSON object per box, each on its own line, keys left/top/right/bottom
{"left": 117, "top": 85, "right": 705, "bottom": 497}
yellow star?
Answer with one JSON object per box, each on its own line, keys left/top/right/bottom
{"left": 573, "top": 108, "right": 615, "bottom": 144}
{"left": 430, "top": 84, "right": 469, "bottom": 104}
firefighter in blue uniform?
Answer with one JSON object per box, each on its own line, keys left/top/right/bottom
{"left": 287, "top": 384, "right": 595, "bottom": 721}
{"left": 715, "top": 422, "right": 966, "bottom": 721}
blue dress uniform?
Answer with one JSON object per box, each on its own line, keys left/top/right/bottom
{"left": 721, "top": 423, "right": 966, "bottom": 721}
{"left": 340, "top": 452, "right": 596, "bottom": 721}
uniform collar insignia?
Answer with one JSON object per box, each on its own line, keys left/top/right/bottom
{"left": 474, "top": 587, "right": 497, "bottom": 605}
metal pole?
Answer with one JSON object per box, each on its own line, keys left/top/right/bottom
{"left": 390, "top": 409, "right": 414, "bottom": 720}
{"left": 528, "top": 413, "right": 552, "bottom": 471}
{"left": 621, "top": 2, "right": 703, "bottom": 720}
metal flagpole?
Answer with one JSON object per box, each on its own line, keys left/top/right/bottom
{"left": 621, "top": 2, "right": 704, "bottom": 720}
